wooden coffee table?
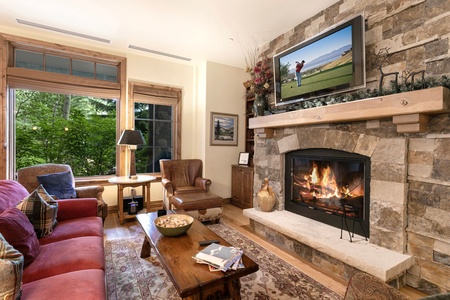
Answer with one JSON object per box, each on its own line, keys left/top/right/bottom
{"left": 136, "top": 211, "right": 259, "bottom": 300}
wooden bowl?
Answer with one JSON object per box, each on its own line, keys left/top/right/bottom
{"left": 154, "top": 214, "right": 194, "bottom": 237}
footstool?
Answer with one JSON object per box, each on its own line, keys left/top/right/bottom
{"left": 171, "top": 192, "right": 225, "bottom": 223}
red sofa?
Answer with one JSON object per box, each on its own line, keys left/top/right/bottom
{"left": 0, "top": 180, "right": 106, "bottom": 300}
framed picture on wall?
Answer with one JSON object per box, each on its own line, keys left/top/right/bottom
{"left": 210, "top": 112, "right": 238, "bottom": 146}
{"left": 238, "top": 152, "right": 250, "bottom": 165}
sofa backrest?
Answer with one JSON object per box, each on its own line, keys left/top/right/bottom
{"left": 0, "top": 180, "right": 29, "bottom": 213}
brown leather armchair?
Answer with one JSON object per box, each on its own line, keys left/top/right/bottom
{"left": 17, "top": 163, "right": 108, "bottom": 222}
{"left": 160, "top": 159, "right": 211, "bottom": 209}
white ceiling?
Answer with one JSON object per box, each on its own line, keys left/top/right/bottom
{"left": 0, "top": 0, "right": 339, "bottom": 68}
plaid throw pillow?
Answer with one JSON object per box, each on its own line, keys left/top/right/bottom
{"left": 0, "top": 233, "right": 24, "bottom": 300}
{"left": 17, "top": 185, "right": 58, "bottom": 238}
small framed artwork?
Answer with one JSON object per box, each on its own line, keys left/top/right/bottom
{"left": 238, "top": 152, "right": 250, "bottom": 165}
{"left": 210, "top": 112, "right": 238, "bottom": 146}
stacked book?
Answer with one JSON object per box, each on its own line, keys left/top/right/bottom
{"left": 193, "top": 243, "right": 244, "bottom": 272}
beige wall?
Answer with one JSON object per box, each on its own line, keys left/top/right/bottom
{"left": 204, "top": 61, "right": 248, "bottom": 197}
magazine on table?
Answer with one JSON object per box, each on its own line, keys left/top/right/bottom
{"left": 193, "top": 243, "right": 243, "bottom": 271}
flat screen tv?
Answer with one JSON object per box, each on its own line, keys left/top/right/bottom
{"left": 274, "top": 14, "right": 366, "bottom": 106}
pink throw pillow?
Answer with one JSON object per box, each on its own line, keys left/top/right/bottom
{"left": 0, "top": 207, "right": 40, "bottom": 266}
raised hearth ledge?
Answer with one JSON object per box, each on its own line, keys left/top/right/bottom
{"left": 249, "top": 86, "right": 450, "bottom": 133}
{"left": 243, "top": 208, "right": 415, "bottom": 282}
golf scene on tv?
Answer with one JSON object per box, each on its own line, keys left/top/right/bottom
{"left": 276, "top": 24, "right": 354, "bottom": 104}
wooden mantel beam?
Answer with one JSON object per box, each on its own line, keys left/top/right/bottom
{"left": 249, "top": 86, "right": 450, "bottom": 134}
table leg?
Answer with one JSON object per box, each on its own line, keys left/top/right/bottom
{"left": 180, "top": 279, "right": 242, "bottom": 300}
{"left": 227, "top": 279, "right": 242, "bottom": 300}
{"left": 118, "top": 184, "right": 124, "bottom": 225}
{"left": 140, "top": 236, "right": 151, "bottom": 258}
{"left": 145, "top": 182, "right": 151, "bottom": 213}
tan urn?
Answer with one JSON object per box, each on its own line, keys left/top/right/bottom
{"left": 256, "top": 178, "right": 276, "bottom": 212}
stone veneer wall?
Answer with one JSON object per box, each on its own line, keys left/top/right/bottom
{"left": 256, "top": 124, "right": 409, "bottom": 253}
{"left": 251, "top": 0, "right": 450, "bottom": 294}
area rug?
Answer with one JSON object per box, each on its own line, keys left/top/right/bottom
{"left": 105, "top": 222, "right": 343, "bottom": 300}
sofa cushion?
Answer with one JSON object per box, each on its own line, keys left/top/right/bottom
{"left": 17, "top": 185, "right": 58, "bottom": 238}
{"left": 36, "top": 171, "right": 77, "bottom": 199}
{"left": 39, "top": 216, "right": 103, "bottom": 245}
{"left": 0, "top": 207, "right": 40, "bottom": 266}
{"left": 22, "top": 236, "right": 104, "bottom": 283}
{"left": 0, "top": 180, "right": 30, "bottom": 214}
{"left": 0, "top": 233, "right": 24, "bottom": 300}
{"left": 22, "top": 269, "right": 106, "bottom": 300}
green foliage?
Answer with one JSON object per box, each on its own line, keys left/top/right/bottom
{"left": 15, "top": 90, "right": 117, "bottom": 176}
{"left": 270, "top": 75, "right": 450, "bottom": 114}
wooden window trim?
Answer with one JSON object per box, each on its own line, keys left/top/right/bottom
{"left": 128, "top": 81, "right": 182, "bottom": 169}
{"left": 0, "top": 32, "right": 127, "bottom": 179}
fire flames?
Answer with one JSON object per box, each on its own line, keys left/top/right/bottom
{"left": 294, "top": 162, "right": 364, "bottom": 205}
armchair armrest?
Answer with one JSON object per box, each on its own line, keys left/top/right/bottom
{"left": 75, "top": 185, "right": 104, "bottom": 201}
{"left": 194, "top": 177, "right": 211, "bottom": 191}
{"left": 56, "top": 198, "right": 98, "bottom": 222}
{"left": 161, "top": 178, "right": 175, "bottom": 195}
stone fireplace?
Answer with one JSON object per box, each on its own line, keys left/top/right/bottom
{"left": 285, "top": 148, "right": 370, "bottom": 238}
{"left": 243, "top": 88, "right": 450, "bottom": 290}
{"left": 244, "top": 125, "right": 414, "bottom": 285}
{"left": 278, "top": 129, "right": 409, "bottom": 252}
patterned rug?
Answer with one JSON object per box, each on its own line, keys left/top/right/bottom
{"left": 105, "top": 222, "right": 343, "bottom": 300}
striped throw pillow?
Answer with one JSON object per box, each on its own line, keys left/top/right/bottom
{"left": 17, "top": 185, "right": 58, "bottom": 238}
{"left": 0, "top": 233, "right": 23, "bottom": 300}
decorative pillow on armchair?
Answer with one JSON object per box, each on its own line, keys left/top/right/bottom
{"left": 17, "top": 185, "right": 58, "bottom": 238}
{"left": 36, "top": 171, "right": 77, "bottom": 199}
{"left": 0, "top": 233, "right": 24, "bottom": 300}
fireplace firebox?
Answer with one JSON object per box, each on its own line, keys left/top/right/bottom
{"left": 284, "top": 149, "right": 370, "bottom": 237}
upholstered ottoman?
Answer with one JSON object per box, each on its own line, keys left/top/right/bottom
{"left": 171, "top": 192, "right": 225, "bottom": 223}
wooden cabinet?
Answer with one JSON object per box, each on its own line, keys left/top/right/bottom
{"left": 231, "top": 165, "right": 254, "bottom": 209}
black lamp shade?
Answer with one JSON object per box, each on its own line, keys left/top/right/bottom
{"left": 118, "top": 130, "right": 145, "bottom": 179}
{"left": 118, "top": 130, "right": 145, "bottom": 145}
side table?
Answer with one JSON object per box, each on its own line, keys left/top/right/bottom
{"left": 108, "top": 175, "right": 156, "bottom": 224}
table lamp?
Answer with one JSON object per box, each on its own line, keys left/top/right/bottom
{"left": 118, "top": 129, "right": 145, "bottom": 179}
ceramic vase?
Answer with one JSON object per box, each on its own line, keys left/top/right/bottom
{"left": 256, "top": 178, "right": 276, "bottom": 212}
{"left": 253, "top": 94, "right": 267, "bottom": 117}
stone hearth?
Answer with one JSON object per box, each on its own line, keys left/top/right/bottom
{"left": 244, "top": 209, "right": 413, "bottom": 284}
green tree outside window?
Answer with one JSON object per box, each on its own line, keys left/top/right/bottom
{"left": 15, "top": 90, "right": 117, "bottom": 176}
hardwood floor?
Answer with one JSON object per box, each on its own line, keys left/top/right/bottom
{"left": 104, "top": 203, "right": 427, "bottom": 299}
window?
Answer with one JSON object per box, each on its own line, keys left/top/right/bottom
{"left": 130, "top": 82, "right": 181, "bottom": 174}
{"left": 1, "top": 33, "right": 126, "bottom": 179}
{"left": 14, "top": 90, "right": 117, "bottom": 176}
{"left": 135, "top": 103, "right": 173, "bottom": 173}
{"left": 15, "top": 49, "right": 118, "bottom": 82}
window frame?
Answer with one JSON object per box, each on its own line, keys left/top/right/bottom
{"left": 0, "top": 33, "right": 127, "bottom": 181}
{"left": 128, "top": 81, "right": 181, "bottom": 175}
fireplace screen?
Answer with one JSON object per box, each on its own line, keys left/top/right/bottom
{"left": 285, "top": 149, "right": 370, "bottom": 237}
